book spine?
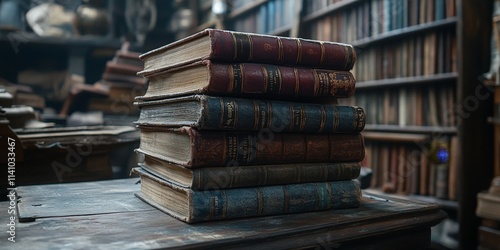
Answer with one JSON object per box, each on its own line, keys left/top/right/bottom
{"left": 189, "top": 129, "right": 365, "bottom": 167}
{"left": 189, "top": 180, "right": 361, "bottom": 222}
{"left": 207, "top": 62, "right": 356, "bottom": 98}
{"left": 192, "top": 162, "right": 361, "bottom": 190}
{"left": 209, "top": 29, "right": 356, "bottom": 70}
{"left": 199, "top": 96, "right": 365, "bottom": 133}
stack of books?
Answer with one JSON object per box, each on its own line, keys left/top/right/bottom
{"left": 89, "top": 47, "right": 148, "bottom": 116}
{"left": 131, "top": 29, "right": 366, "bottom": 223}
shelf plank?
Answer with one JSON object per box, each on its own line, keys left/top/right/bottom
{"left": 302, "top": 0, "right": 360, "bottom": 23}
{"left": 0, "top": 31, "right": 122, "bottom": 49}
{"left": 365, "top": 188, "right": 458, "bottom": 211}
{"left": 353, "top": 17, "right": 458, "bottom": 48}
{"left": 356, "top": 72, "right": 458, "bottom": 89}
{"left": 228, "top": 0, "right": 269, "bottom": 19}
{"left": 363, "top": 124, "right": 458, "bottom": 134}
{"left": 362, "top": 131, "right": 429, "bottom": 142}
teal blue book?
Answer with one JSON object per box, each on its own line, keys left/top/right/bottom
{"left": 133, "top": 167, "right": 361, "bottom": 223}
{"left": 435, "top": 0, "right": 445, "bottom": 20}
{"left": 134, "top": 95, "right": 365, "bottom": 133}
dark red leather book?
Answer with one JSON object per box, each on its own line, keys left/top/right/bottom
{"left": 136, "top": 60, "right": 356, "bottom": 100}
{"left": 138, "top": 28, "right": 356, "bottom": 75}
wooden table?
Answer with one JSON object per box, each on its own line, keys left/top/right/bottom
{"left": 1, "top": 178, "right": 446, "bottom": 249}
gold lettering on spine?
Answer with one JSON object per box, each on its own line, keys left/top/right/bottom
{"left": 247, "top": 34, "right": 253, "bottom": 61}
{"left": 277, "top": 37, "right": 283, "bottom": 63}
{"left": 277, "top": 67, "right": 282, "bottom": 94}
{"left": 296, "top": 39, "right": 302, "bottom": 64}
{"left": 253, "top": 100, "right": 260, "bottom": 130}
{"left": 319, "top": 106, "right": 326, "bottom": 133}
{"left": 221, "top": 100, "right": 237, "bottom": 129}
{"left": 355, "top": 106, "right": 365, "bottom": 131}
{"left": 226, "top": 133, "right": 238, "bottom": 161}
{"left": 239, "top": 64, "right": 244, "bottom": 92}
{"left": 319, "top": 42, "right": 325, "bottom": 65}
{"left": 294, "top": 68, "right": 300, "bottom": 96}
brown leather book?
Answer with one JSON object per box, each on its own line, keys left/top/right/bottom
{"left": 137, "top": 126, "right": 365, "bottom": 168}
{"left": 138, "top": 28, "right": 356, "bottom": 75}
{"left": 138, "top": 152, "right": 361, "bottom": 190}
{"left": 136, "top": 60, "right": 356, "bottom": 100}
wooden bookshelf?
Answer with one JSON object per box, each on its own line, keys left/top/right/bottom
{"left": 297, "top": 0, "right": 492, "bottom": 248}
{"left": 186, "top": 0, "right": 493, "bottom": 248}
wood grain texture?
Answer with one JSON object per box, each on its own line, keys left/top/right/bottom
{"left": 5, "top": 178, "right": 446, "bottom": 249}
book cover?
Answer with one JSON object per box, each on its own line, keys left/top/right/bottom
{"left": 134, "top": 95, "right": 365, "bottom": 133}
{"left": 139, "top": 152, "right": 361, "bottom": 190}
{"left": 132, "top": 167, "right": 361, "bottom": 223}
{"left": 137, "top": 126, "right": 366, "bottom": 168}
{"left": 138, "top": 28, "right": 356, "bottom": 75}
{"left": 137, "top": 60, "right": 356, "bottom": 100}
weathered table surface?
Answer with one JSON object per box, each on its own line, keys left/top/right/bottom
{"left": 1, "top": 178, "right": 446, "bottom": 249}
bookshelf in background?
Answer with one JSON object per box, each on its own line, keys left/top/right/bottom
{"left": 302, "top": 0, "right": 459, "bottom": 204}
{"left": 185, "top": 0, "right": 493, "bottom": 248}
{"left": 300, "top": 0, "right": 492, "bottom": 248}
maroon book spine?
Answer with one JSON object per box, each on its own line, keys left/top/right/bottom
{"left": 209, "top": 29, "right": 356, "bottom": 71}
{"left": 207, "top": 62, "right": 356, "bottom": 98}
{"left": 188, "top": 128, "right": 365, "bottom": 167}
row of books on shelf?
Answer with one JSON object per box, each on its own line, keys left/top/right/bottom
{"left": 231, "top": 0, "right": 297, "bottom": 35}
{"left": 132, "top": 29, "right": 365, "bottom": 223}
{"left": 362, "top": 136, "right": 458, "bottom": 201}
{"left": 306, "top": 0, "right": 456, "bottom": 41}
{"left": 353, "top": 30, "right": 456, "bottom": 81}
{"left": 339, "top": 84, "right": 456, "bottom": 127}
